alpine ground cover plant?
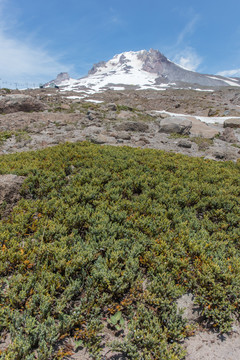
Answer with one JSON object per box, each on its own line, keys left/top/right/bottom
{"left": 0, "top": 142, "right": 239, "bottom": 359}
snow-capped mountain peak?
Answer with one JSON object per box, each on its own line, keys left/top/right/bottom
{"left": 44, "top": 49, "right": 240, "bottom": 93}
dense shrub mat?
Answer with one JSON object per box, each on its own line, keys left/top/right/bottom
{"left": 0, "top": 142, "right": 240, "bottom": 359}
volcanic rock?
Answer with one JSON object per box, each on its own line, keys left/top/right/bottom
{"left": 158, "top": 117, "right": 192, "bottom": 135}
{"left": 224, "top": 118, "right": 240, "bottom": 128}
{"left": 114, "top": 132, "right": 131, "bottom": 140}
{"left": 219, "top": 128, "right": 238, "bottom": 143}
{"left": 107, "top": 103, "right": 117, "bottom": 111}
{"left": 190, "top": 118, "right": 219, "bottom": 139}
{"left": 208, "top": 108, "right": 218, "bottom": 117}
{"left": 0, "top": 95, "right": 46, "bottom": 114}
{"left": 177, "top": 139, "right": 192, "bottom": 148}
{"left": 116, "top": 122, "right": 149, "bottom": 132}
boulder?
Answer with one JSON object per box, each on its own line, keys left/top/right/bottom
{"left": 115, "top": 132, "right": 131, "bottom": 140}
{"left": 207, "top": 146, "right": 238, "bottom": 161}
{"left": 158, "top": 117, "right": 192, "bottom": 135}
{"left": 87, "top": 110, "right": 98, "bottom": 120}
{"left": 82, "top": 126, "right": 101, "bottom": 136}
{"left": 190, "top": 117, "right": 219, "bottom": 139}
{"left": 224, "top": 118, "right": 240, "bottom": 128}
{"left": 135, "top": 140, "right": 148, "bottom": 147}
{"left": 138, "top": 137, "right": 150, "bottom": 144}
{"left": 116, "top": 110, "right": 137, "bottom": 120}
{"left": 0, "top": 95, "right": 46, "bottom": 114}
{"left": 88, "top": 134, "right": 115, "bottom": 144}
{"left": 219, "top": 128, "right": 238, "bottom": 143}
{"left": 116, "top": 122, "right": 149, "bottom": 132}
{"left": 60, "top": 104, "right": 70, "bottom": 110}
{"left": 107, "top": 103, "right": 117, "bottom": 111}
{"left": 176, "top": 293, "right": 201, "bottom": 323}
{"left": 177, "top": 139, "right": 192, "bottom": 148}
{"left": 208, "top": 108, "right": 218, "bottom": 117}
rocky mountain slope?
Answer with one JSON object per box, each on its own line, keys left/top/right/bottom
{"left": 44, "top": 49, "right": 240, "bottom": 93}
{"left": 0, "top": 86, "right": 240, "bottom": 162}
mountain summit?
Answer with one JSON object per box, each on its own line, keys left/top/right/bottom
{"left": 45, "top": 49, "right": 240, "bottom": 92}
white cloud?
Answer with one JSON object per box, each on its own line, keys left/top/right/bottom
{"left": 217, "top": 69, "right": 240, "bottom": 77}
{"left": 164, "top": 12, "right": 202, "bottom": 72}
{"left": 173, "top": 47, "right": 202, "bottom": 71}
{"left": 176, "top": 14, "right": 200, "bottom": 46}
{"left": 0, "top": 1, "right": 71, "bottom": 86}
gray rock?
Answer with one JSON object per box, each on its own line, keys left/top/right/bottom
{"left": 88, "top": 134, "right": 115, "bottom": 144}
{"left": 219, "top": 128, "right": 238, "bottom": 143}
{"left": 87, "top": 110, "right": 97, "bottom": 121}
{"left": 0, "top": 95, "right": 46, "bottom": 114}
{"left": 176, "top": 293, "right": 201, "bottom": 323}
{"left": 107, "top": 103, "right": 117, "bottom": 111}
{"left": 82, "top": 126, "right": 101, "bottom": 136}
{"left": 158, "top": 117, "right": 192, "bottom": 135}
{"left": 135, "top": 140, "right": 147, "bottom": 147}
{"left": 208, "top": 108, "right": 218, "bottom": 117}
{"left": 177, "top": 139, "right": 192, "bottom": 148}
{"left": 115, "top": 132, "right": 131, "bottom": 140}
{"left": 213, "top": 150, "right": 226, "bottom": 159}
{"left": 209, "top": 147, "right": 238, "bottom": 161}
{"left": 116, "top": 121, "right": 149, "bottom": 132}
{"left": 60, "top": 104, "right": 70, "bottom": 110}
{"left": 224, "top": 118, "right": 240, "bottom": 128}
{"left": 138, "top": 137, "right": 150, "bottom": 144}
{"left": 88, "top": 135, "right": 106, "bottom": 144}
{"left": 105, "top": 111, "right": 117, "bottom": 120}
{"left": 190, "top": 117, "right": 219, "bottom": 139}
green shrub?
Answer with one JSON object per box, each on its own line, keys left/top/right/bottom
{"left": 0, "top": 131, "right": 13, "bottom": 145}
{"left": 0, "top": 142, "right": 239, "bottom": 359}
{"left": 190, "top": 137, "right": 213, "bottom": 150}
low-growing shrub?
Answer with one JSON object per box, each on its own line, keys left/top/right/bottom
{"left": 190, "top": 136, "right": 213, "bottom": 150}
{"left": 0, "top": 142, "right": 239, "bottom": 359}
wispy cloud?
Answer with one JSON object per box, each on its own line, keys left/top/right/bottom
{"left": 108, "top": 7, "right": 123, "bottom": 25}
{"left": 165, "top": 11, "right": 202, "bottom": 72}
{"left": 0, "top": 1, "right": 71, "bottom": 86}
{"left": 173, "top": 47, "right": 202, "bottom": 71}
{"left": 217, "top": 69, "right": 240, "bottom": 77}
{"left": 176, "top": 14, "right": 200, "bottom": 46}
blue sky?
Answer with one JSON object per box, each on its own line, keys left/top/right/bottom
{"left": 0, "top": 0, "right": 240, "bottom": 87}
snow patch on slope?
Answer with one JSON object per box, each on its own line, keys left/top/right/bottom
{"left": 156, "top": 110, "right": 240, "bottom": 124}
{"left": 208, "top": 75, "right": 240, "bottom": 87}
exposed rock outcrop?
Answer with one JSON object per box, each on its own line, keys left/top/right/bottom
{"left": 158, "top": 117, "right": 192, "bottom": 135}
{"left": 115, "top": 121, "right": 149, "bottom": 132}
{"left": 0, "top": 95, "right": 46, "bottom": 114}
{"left": 219, "top": 128, "right": 238, "bottom": 143}
{"left": 177, "top": 139, "right": 192, "bottom": 148}
{"left": 190, "top": 118, "right": 219, "bottom": 139}
{"left": 224, "top": 118, "right": 240, "bottom": 128}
